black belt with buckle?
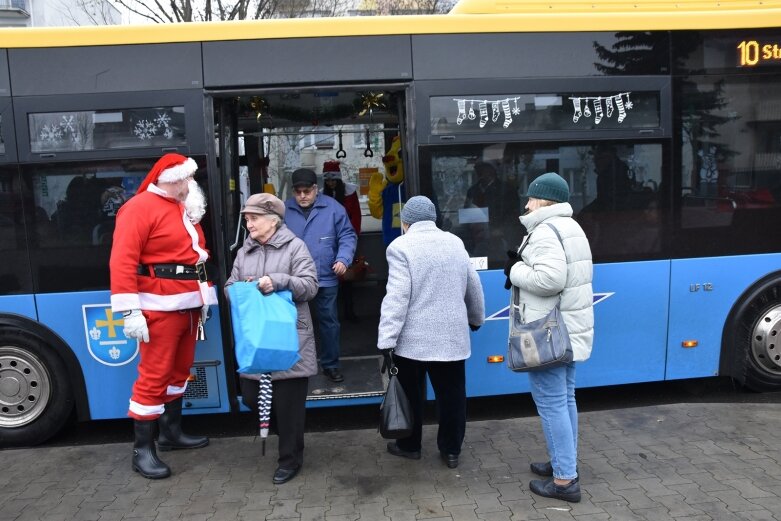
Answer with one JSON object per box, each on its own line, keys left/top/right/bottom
{"left": 137, "top": 262, "right": 214, "bottom": 283}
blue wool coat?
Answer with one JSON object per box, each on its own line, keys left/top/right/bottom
{"left": 284, "top": 193, "right": 357, "bottom": 288}
{"left": 377, "top": 221, "right": 485, "bottom": 361}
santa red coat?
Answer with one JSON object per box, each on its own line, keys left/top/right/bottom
{"left": 343, "top": 182, "right": 362, "bottom": 234}
{"left": 110, "top": 188, "right": 218, "bottom": 312}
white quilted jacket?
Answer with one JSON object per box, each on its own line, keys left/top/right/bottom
{"left": 508, "top": 203, "right": 594, "bottom": 361}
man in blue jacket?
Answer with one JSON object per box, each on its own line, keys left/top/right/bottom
{"left": 285, "top": 168, "right": 357, "bottom": 383}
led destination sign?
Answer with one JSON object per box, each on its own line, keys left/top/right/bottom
{"left": 737, "top": 40, "right": 781, "bottom": 67}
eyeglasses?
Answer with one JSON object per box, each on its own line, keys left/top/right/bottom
{"left": 294, "top": 186, "right": 316, "bottom": 196}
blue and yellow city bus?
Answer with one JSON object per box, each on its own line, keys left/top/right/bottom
{"left": 1, "top": 0, "right": 780, "bottom": 446}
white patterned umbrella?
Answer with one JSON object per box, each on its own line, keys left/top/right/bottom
{"left": 257, "top": 373, "right": 272, "bottom": 455}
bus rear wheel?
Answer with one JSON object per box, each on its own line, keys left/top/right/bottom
{"left": 0, "top": 331, "right": 74, "bottom": 446}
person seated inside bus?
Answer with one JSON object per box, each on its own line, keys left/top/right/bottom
{"left": 51, "top": 176, "right": 104, "bottom": 243}
{"left": 577, "top": 144, "right": 662, "bottom": 258}
{"left": 461, "top": 161, "right": 520, "bottom": 260}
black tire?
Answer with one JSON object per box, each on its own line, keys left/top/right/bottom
{"left": 0, "top": 329, "right": 74, "bottom": 446}
{"left": 731, "top": 279, "right": 781, "bottom": 392}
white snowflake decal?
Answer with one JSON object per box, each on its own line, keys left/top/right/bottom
{"left": 154, "top": 112, "right": 171, "bottom": 128}
{"left": 134, "top": 120, "right": 156, "bottom": 140}
{"left": 60, "top": 115, "right": 76, "bottom": 134}
{"left": 163, "top": 127, "right": 173, "bottom": 139}
{"left": 40, "top": 124, "right": 63, "bottom": 143}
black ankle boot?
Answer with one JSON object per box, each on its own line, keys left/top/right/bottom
{"left": 157, "top": 397, "right": 209, "bottom": 451}
{"left": 133, "top": 420, "right": 171, "bottom": 479}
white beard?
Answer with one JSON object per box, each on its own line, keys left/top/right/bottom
{"left": 184, "top": 180, "right": 207, "bottom": 224}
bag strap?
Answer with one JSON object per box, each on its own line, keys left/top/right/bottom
{"left": 518, "top": 222, "right": 564, "bottom": 256}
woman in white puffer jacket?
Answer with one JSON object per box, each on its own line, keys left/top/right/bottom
{"left": 508, "top": 172, "right": 594, "bottom": 503}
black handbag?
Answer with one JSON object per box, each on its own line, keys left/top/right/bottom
{"left": 507, "top": 223, "right": 574, "bottom": 372}
{"left": 379, "top": 351, "right": 413, "bottom": 439}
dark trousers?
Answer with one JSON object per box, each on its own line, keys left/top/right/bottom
{"left": 240, "top": 377, "right": 309, "bottom": 470}
{"left": 393, "top": 355, "right": 466, "bottom": 456}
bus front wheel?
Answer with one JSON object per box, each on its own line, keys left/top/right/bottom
{"left": 733, "top": 280, "right": 781, "bottom": 392}
{"left": 0, "top": 330, "right": 74, "bottom": 446}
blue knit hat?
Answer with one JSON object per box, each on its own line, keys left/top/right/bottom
{"left": 526, "top": 172, "right": 570, "bottom": 203}
{"left": 400, "top": 196, "right": 436, "bottom": 224}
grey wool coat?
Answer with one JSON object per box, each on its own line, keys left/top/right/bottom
{"left": 509, "top": 203, "right": 594, "bottom": 361}
{"left": 225, "top": 224, "right": 319, "bottom": 381}
{"left": 377, "top": 221, "right": 485, "bottom": 361}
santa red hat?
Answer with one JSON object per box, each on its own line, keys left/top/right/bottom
{"left": 322, "top": 160, "right": 342, "bottom": 180}
{"left": 136, "top": 153, "right": 198, "bottom": 194}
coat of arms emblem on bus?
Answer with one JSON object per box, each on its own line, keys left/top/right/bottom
{"left": 82, "top": 304, "right": 139, "bottom": 366}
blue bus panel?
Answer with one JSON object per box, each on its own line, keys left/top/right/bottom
{"left": 34, "top": 291, "right": 230, "bottom": 419}
{"left": 667, "top": 253, "right": 781, "bottom": 380}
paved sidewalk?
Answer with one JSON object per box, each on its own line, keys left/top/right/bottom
{"left": 2, "top": 402, "right": 781, "bottom": 520}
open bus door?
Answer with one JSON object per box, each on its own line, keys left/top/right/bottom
{"left": 211, "top": 85, "right": 411, "bottom": 407}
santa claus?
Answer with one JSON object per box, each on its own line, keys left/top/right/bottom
{"left": 110, "top": 153, "right": 218, "bottom": 479}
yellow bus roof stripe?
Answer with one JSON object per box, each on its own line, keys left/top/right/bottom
{"left": 2, "top": 9, "right": 781, "bottom": 49}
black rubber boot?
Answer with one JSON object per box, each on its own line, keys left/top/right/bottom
{"left": 132, "top": 420, "right": 171, "bottom": 479}
{"left": 157, "top": 397, "right": 209, "bottom": 451}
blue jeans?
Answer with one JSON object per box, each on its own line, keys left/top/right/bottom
{"left": 528, "top": 362, "right": 578, "bottom": 481}
{"left": 312, "top": 285, "right": 340, "bottom": 369}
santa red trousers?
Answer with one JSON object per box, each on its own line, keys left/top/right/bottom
{"left": 128, "top": 309, "right": 199, "bottom": 420}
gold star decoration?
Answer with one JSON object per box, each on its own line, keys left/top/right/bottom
{"left": 249, "top": 96, "right": 269, "bottom": 122}
{"left": 358, "top": 92, "right": 386, "bottom": 117}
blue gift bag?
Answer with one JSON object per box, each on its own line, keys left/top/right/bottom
{"left": 227, "top": 282, "right": 300, "bottom": 374}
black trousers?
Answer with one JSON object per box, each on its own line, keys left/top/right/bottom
{"left": 240, "top": 377, "right": 309, "bottom": 470}
{"left": 393, "top": 355, "right": 466, "bottom": 455}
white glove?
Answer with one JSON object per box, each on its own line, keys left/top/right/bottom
{"left": 123, "top": 309, "right": 149, "bottom": 343}
{"left": 201, "top": 305, "right": 210, "bottom": 324}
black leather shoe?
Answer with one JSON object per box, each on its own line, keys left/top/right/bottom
{"left": 272, "top": 466, "right": 301, "bottom": 485}
{"left": 440, "top": 452, "right": 459, "bottom": 469}
{"left": 386, "top": 442, "right": 421, "bottom": 460}
{"left": 529, "top": 477, "right": 581, "bottom": 503}
{"left": 323, "top": 368, "right": 344, "bottom": 383}
{"left": 530, "top": 461, "right": 553, "bottom": 477}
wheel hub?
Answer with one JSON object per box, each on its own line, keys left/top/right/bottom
{"left": 0, "top": 346, "right": 50, "bottom": 428}
{"left": 751, "top": 305, "right": 781, "bottom": 373}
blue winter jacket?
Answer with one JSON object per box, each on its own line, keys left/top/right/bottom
{"left": 284, "top": 193, "right": 357, "bottom": 288}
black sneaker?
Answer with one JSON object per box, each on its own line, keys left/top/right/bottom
{"left": 323, "top": 368, "right": 344, "bottom": 383}
{"left": 529, "top": 477, "right": 581, "bottom": 503}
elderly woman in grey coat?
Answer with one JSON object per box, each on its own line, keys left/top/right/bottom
{"left": 378, "top": 196, "right": 485, "bottom": 469}
{"left": 507, "top": 172, "right": 594, "bottom": 503}
{"left": 225, "top": 193, "right": 318, "bottom": 486}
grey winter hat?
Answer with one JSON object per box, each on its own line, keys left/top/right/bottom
{"left": 526, "top": 172, "right": 570, "bottom": 203}
{"left": 400, "top": 195, "right": 436, "bottom": 225}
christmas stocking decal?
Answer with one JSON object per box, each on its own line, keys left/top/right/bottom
{"left": 594, "top": 97, "right": 603, "bottom": 124}
{"left": 572, "top": 98, "right": 583, "bottom": 123}
{"left": 479, "top": 101, "right": 488, "bottom": 128}
{"left": 502, "top": 99, "right": 513, "bottom": 128}
{"left": 491, "top": 102, "right": 500, "bottom": 122}
{"left": 606, "top": 96, "right": 614, "bottom": 118}
{"left": 616, "top": 95, "right": 627, "bottom": 123}
{"left": 456, "top": 100, "right": 467, "bottom": 125}
{"left": 468, "top": 101, "right": 476, "bottom": 120}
